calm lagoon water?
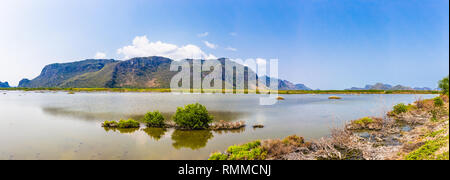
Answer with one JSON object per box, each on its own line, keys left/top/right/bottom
{"left": 0, "top": 91, "right": 437, "bottom": 160}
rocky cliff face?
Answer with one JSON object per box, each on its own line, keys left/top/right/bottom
{"left": 18, "top": 56, "right": 311, "bottom": 90}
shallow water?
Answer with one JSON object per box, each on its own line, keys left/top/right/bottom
{"left": 0, "top": 91, "right": 437, "bottom": 160}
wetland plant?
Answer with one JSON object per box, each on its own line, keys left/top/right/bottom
{"left": 393, "top": 103, "right": 408, "bottom": 114}
{"left": 209, "top": 140, "right": 267, "bottom": 160}
{"left": 328, "top": 96, "right": 342, "bottom": 99}
{"left": 144, "top": 111, "right": 165, "bottom": 127}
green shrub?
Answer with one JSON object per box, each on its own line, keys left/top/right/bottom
{"left": 434, "top": 97, "right": 444, "bottom": 107}
{"left": 117, "top": 119, "right": 140, "bottom": 128}
{"left": 426, "top": 129, "right": 445, "bottom": 138}
{"left": 171, "top": 130, "right": 214, "bottom": 150}
{"left": 393, "top": 103, "right": 408, "bottom": 114}
{"left": 227, "top": 141, "right": 266, "bottom": 160}
{"left": 208, "top": 152, "right": 229, "bottom": 160}
{"left": 173, "top": 103, "right": 213, "bottom": 129}
{"left": 353, "top": 117, "right": 374, "bottom": 125}
{"left": 438, "top": 76, "right": 449, "bottom": 95}
{"left": 143, "top": 127, "right": 167, "bottom": 141}
{"left": 102, "top": 120, "right": 118, "bottom": 127}
{"left": 144, "top": 111, "right": 165, "bottom": 127}
{"left": 282, "top": 135, "right": 305, "bottom": 147}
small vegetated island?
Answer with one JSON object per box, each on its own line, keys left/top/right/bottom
{"left": 208, "top": 76, "right": 450, "bottom": 160}
{"left": 102, "top": 103, "right": 247, "bottom": 131}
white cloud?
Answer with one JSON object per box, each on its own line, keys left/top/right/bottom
{"left": 117, "top": 36, "right": 217, "bottom": 60}
{"left": 203, "top": 41, "right": 218, "bottom": 49}
{"left": 229, "top": 32, "right": 237, "bottom": 36}
{"left": 225, "top": 47, "right": 237, "bottom": 51}
{"left": 197, "top": 32, "right": 209, "bottom": 37}
{"left": 94, "top": 52, "right": 106, "bottom": 59}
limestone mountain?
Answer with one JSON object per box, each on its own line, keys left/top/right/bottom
{"left": 0, "top": 81, "right": 10, "bottom": 88}
{"left": 346, "top": 83, "right": 431, "bottom": 91}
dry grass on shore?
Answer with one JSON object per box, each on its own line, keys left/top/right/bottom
{"left": 211, "top": 95, "right": 449, "bottom": 160}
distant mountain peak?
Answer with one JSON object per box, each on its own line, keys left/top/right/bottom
{"left": 346, "top": 83, "right": 432, "bottom": 91}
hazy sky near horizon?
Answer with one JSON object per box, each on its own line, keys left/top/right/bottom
{"left": 0, "top": 0, "right": 448, "bottom": 89}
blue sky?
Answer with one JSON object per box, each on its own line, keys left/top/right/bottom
{"left": 0, "top": 0, "right": 448, "bottom": 89}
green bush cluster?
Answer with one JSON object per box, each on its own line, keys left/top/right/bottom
{"left": 173, "top": 103, "right": 213, "bottom": 129}
{"left": 208, "top": 153, "right": 229, "bottom": 160}
{"left": 430, "top": 109, "right": 439, "bottom": 122}
{"left": 434, "top": 97, "right": 444, "bottom": 107}
{"left": 393, "top": 103, "right": 408, "bottom": 114}
{"left": 209, "top": 140, "right": 267, "bottom": 160}
{"left": 144, "top": 111, "right": 165, "bottom": 127}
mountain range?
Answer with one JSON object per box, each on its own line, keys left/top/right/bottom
{"left": 0, "top": 81, "right": 10, "bottom": 88}
{"left": 346, "top": 83, "right": 433, "bottom": 91}
{"left": 18, "top": 56, "right": 312, "bottom": 90}
{"left": 260, "top": 76, "right": 312, "bottom": 90}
